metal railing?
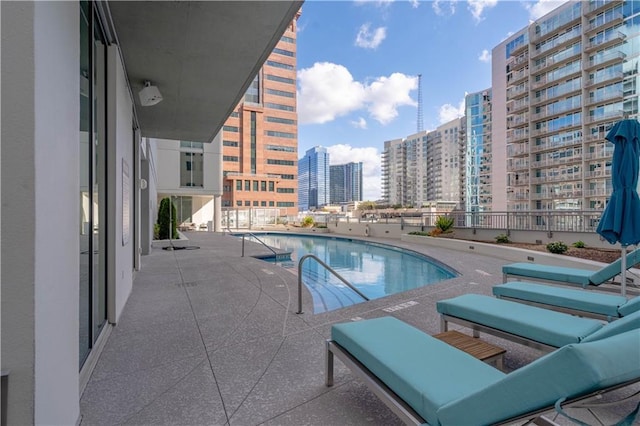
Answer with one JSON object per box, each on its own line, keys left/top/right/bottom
{"left": 241, "top": 232, "right": 278, "bottom": 258}
{"left": 296, "top": 253, "right": 369, "bottom": 314}
{"left": 327, "top": 210, "right": 607, "bottom": 234}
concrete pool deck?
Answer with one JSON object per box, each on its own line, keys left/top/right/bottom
{"left": 79, "top": 231, "right": 639, "bottom": 425}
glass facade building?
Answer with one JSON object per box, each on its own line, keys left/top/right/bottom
{"left": 329, "top": 162, "right": 363, "bottom": 203}
{"left": 298, "top": 146, "right": 329, "bottom": 211}
{"left": 465, "top": 89, "right": 493, "bottom": 213}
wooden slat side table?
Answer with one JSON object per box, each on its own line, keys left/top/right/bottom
{"left": 433, "top": 330, "right": 506, "bottom": 371}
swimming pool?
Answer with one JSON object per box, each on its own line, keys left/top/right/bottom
{"left": 245, "top": 233, "right": 458, "bottom": 313}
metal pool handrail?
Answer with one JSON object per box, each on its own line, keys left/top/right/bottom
{"left": 296, "top": 253, "right": 369, "bottom": 314}
{"left": 241, "top": 232, "right": 278, "bottom": 258}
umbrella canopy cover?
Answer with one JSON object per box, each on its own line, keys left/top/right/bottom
{"left": 596, "top": 119, "right": 640, "bottom": 246}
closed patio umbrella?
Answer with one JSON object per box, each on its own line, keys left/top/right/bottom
{"left": 596, "top": 118, "right": 640, "bottom": 296}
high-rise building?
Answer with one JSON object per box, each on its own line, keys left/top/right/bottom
{"left": 298, "top": 146, "right": 329, "bottom": 211}
{"left": 381, "top": 117, "right": 465, "bottom": 208}
{"left": 492, "top": 0, "right": 639, "bottom": 212}
{"left": 465, "top": 89, "right": 493, "bottom": 213}
{"left": 330, "top": 162, "right": 364, "bottom": 203}
{"left": 221, "top": 13, "right": 300, "bottom": 216}
{"left": 381, "top": 131, "right": 429, "bottom": 207}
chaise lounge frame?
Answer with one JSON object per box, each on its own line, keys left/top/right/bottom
{"left": 325, "top": 338, "right": 639, "bottom": 426}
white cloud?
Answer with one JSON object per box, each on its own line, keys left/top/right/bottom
{"left": 355, "top": 23, "right": 387, "bottom": 49}
{"left": 350, "top": 117, "right": 368, "bottom": 129}
{"left": 478, "top": 49, "right": 491, "bottom": 63}
{"left": 525, "top": 0, "right": 565, "bottom": 21}
{"left": 327, "top": 144, "right": 381, "bottom": 200}
{"left": 432, "top": 0, "right": 457, "bottom": 16}
{"left": 297, "top": 62, "right": 418, "bottom": 126}
{"left": 297, "top": 62, "right": 366, "bottom": 124}
{"left": 438, "top": 98, "right": 465, "bottom": 124}
{"left": 365, "top": 73, "right": 418, "bottom": 124}
{"left": 467, "top": 0, "right": 498, "bottom": 22}
{"left": 410, "top": 0, "right": 420, "bottom": 9}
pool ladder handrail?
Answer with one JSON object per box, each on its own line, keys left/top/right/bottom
{"left": 296, "top": 253, "right": 369, "bottom": 314}
{"left": 241, "top": 232, "right": 279, "bottom": 258}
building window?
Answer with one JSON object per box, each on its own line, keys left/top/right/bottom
{"left": 266, "top": 60, "right": 294, "bottom": 70}
{"left": 244, "top": 74, "right": 260, "bottom": 104}
{"left": 266, "top": 144, "right": 295, "bottom": 152}
{"left": 277, "top": 188, "right": 295, "bottom": 193}
{"left": 277, "top": 202, "right": 295, "bottom": 207}
{"left": 180, "top": 141, "right": 203, "bottom": 149}
{"left": 236, "top": 201, "right": 242, "bottom": 206}
{"left": 268, "top": 159, "right": 295, "bottom": 166}
{"left": 260, "top": 181, "right": 267, "bottom": 191}
{"left": 223, "top": 155, "right": 238, "bottom": 162}
{"left": 266, "top": 130, "right": 295, "bottom": 139}
{"left": 253, "top": 201, "right": 259, "bottom": 206}
{"left": 245, "top": 180, "right": 250, "bottom": 191}
{"left": 223, "top": 140, "right": 238, "bottom": 147}
{"left": 269, "top": 181, "right": 275, "bottom": 191}
{"left": 180, "top": 152, "right": 203, "bottom": 187}
{"left": 281, "top": 35, "right": 295, "bottom": 43}
{"left": 265, "top": 117, "right": 296, "bottom": 125}
{"left": 253, "top": 180, "right": 259, "bottom": 191}
{"left": 265, "top": 102, "right": 295, "bottom": 112}
{"left": 223, "top": 125, "right": 239, "bottom": 133}
{"left": 280, "top": 174, "right": 295, "bottom": 179}
{"left": 261, "top": 201, "right": 267, "bottom": 207}
{"left": 236, "top": 180, "right": 242, "bottom": 190}
{"left": 266, "top": 88, "right": 295, "bottom": 98}
{"left": 251, "top": 111, "right": 257, "bottom": 174}
{"left": 269, "top": 201, "right": 275, "bottom": 207}
{"left": 273, "top": 47, "right": 295, "bottom": 57}
{"left": 265, "top": 74, "right": 295, "bottom": 84}
{"left": 245, "top": 201, "right": 251, "bottom": 206}
{"left": 229, "top": 111, "right": 239, "bottom": 118}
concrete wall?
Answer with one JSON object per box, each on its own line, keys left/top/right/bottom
{"left": 1, "top": 2, "right": 80, "bottom": 424}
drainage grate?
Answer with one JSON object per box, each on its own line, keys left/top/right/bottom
{"left": 383, "top": 301, "right": 418, "bottom": 312}
{"left": 176, "top": 281, "right": 198, "bottom": 287}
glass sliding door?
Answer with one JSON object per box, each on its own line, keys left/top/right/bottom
{"left": 79, "top": 1, "right": 108, "bottom": 369}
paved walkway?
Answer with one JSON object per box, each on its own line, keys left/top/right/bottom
{"left": 79, "top": 232, "right": 638, "bottom": 425}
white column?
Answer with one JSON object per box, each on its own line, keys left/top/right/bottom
{"left": 213, "top": 194, "right": 222, "bottom": 232}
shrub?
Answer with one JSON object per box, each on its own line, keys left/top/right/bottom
{"left": 495, "top": 234, "right": 510, "bottom": 244}
{"left": 157, "top": 197, "right": 178, "bottom": 240}
{"left": 435, "top": 216, "right": 454, "bottom": 233}
{"left": 572, "top": 241, "right": 586, "bottom": 248}
{"left": 547, "top": 241, "right": 568, "bottom": 254}
{"left": 408, "top": 231, "right": 430, "bottom": 236}
{"left": 153, "top": 224, "right": 160, "bottom": 240}
{"left": 301, "top": 216, "right": 314, "bottom": 227}
{"left": 427, "top": 228, "right": 443, "bottom": 237}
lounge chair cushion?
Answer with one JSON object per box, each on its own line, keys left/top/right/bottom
{"left": 493, "top": 281, "right": 628, "bottom": 318}
{"left": 619, "top": 296, "right": 640, "bottom": 316}
{"left": 437, "top": 329, "right": 640, "bottom": 425}
{"left": 331, "top": 316, "right": 505, "bottom": 426}
{"left": 436, "top": 294, "right": 604, "bottom": 347}
{"left": 502, "top": 263, "right": 593, "bottom": 286}
{"left": 581, "top": 310, "right": 640, "bottom": 343}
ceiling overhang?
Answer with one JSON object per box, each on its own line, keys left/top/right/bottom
{"left": 106, "top": 1, "right": 302, "bottom": 142}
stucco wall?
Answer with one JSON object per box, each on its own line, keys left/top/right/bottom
{"left": 1, "top": 2, "right": 81, "bottom": 424}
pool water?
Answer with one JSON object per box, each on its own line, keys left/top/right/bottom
{"left": 247, "top": 234, "right": 458, "bottom": 313}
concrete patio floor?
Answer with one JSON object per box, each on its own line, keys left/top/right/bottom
{"left": 79, "top": 231, "right": 639, "bottom": 425}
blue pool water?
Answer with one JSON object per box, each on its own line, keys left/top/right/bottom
{"left": 245, "top": 233, "right": 458, "bottom": 313}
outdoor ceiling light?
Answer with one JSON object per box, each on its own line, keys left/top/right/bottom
{"left": 139, "top": 80, "right": 163, "bottom": 106}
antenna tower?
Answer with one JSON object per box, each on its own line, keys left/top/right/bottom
{"left": 416, "top": 74, "right": 424, "bottom": 133}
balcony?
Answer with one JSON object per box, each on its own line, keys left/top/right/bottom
{"left": 585, "top": 71, "right": 624, "bottom": 87}
{"left": 586, "top": 0, "right": 623, "bottom": 17}
{"left": 507, "top": 161, "right": 529, "bottom": 172}
{"left": 588, "top": 50, "right": 626, "bottom": 69}
{"left": 506, "top": 128, "right": 530, "bottom": 143}
{"left": 507, "top": 84, "right": 529, "bottom": 100}
{"left": 584, "top": 169, "right": 612, "bottom": 179}
{"left": 531, "top": 136, "right": 582, "bottom": 153}
{"left": 586, "top": 11, "right": 624, "bottom": 33}
{"left": 586, "top": 109, "right": 624, "bottom": 125}
{"left": 586, "top": 89, "right": 624, "bottom": 106}
{"left": 508, "top": 98, "right": 530, "bottom": 114}
{"left": 509, "top": 69, "right": 529, "bottom": 85}
{"left": 509, "top": 53, "right": 529, "bottom": 71}
{"left": 586, "top": 31, "right": 626, "bottom": 52}
{"left": 531, "top": 27, "right": 581, "bottom": 59}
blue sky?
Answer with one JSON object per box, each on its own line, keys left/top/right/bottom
{"left": 295, "top": 0, "right": 566, "bottom": 200}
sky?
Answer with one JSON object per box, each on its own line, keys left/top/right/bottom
{"left": 295, "top": 0, "right": 567, "bottom": 200}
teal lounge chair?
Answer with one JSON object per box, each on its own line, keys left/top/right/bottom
{"left": 436, "top": 294, "right": 640, "bottom": 351}
{"left": 493, "top": 281, "right": 640, "bottom": 320}
{"left": 326, "top": 316, "right": 640, "bottom": 425}
{"left": 502, "top": 247, "right": 640, "bottom": 288}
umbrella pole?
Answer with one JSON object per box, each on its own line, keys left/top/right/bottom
{"left": 621, "top": 245, "right": 627, "bottom": 297}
